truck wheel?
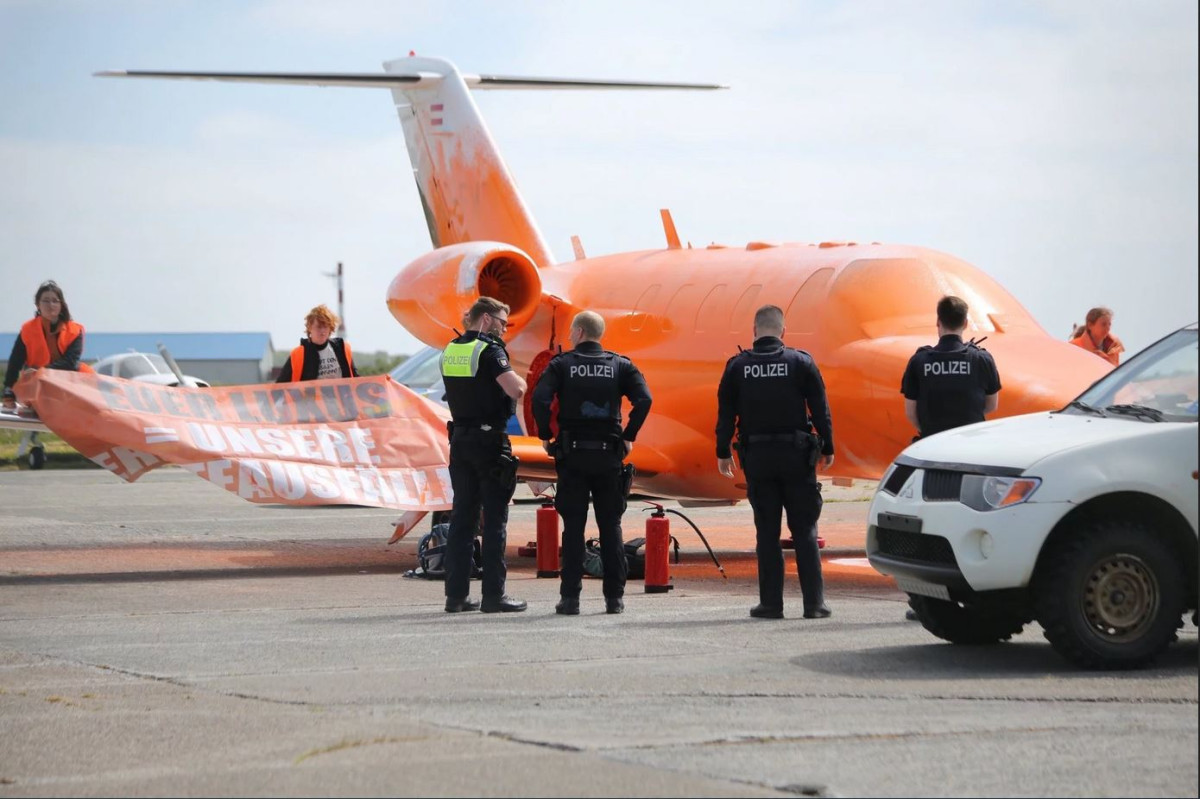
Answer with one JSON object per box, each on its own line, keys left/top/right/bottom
{"left": 907, "top": 594, "right": 1028, "bottom": 644}
{"left": 1035, "top": 520, "right": 1185, "bottom": 670}
{"left": 29, "top": 445, "right": 46, "bottom": 470}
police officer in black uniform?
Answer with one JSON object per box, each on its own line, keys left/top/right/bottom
{"left": 899, "top": 294, "right": 1000, "bottom": 621}
{"left": 440, "top": 296, "right": 528, "bottom": 614}
{"left": 716, "top": 304, "right": 834, "bottom": 620}
{"left": 901, "top": 295, "right": 1001, "bottom": 440}
{"left": 532, "top": 310, "right": 652, "bottom": 616}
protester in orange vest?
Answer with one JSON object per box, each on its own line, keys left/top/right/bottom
{"left": 275, "top": 304, "right": 358, "bottom": 382}
{"left": 1069, "top": 307, "right": 1125, "bottom": 367}
{"left": 3, "top": 280, "right": 91, "bottom": 407}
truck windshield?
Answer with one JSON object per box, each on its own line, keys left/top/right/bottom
{"left": 1070, "top": 327, "right": 1198, "bottom": 423}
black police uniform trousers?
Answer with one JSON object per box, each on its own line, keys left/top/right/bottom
{"left": 742, "top": 442, "right": 825, "bottom": 612}
{"left": 554, "top": 448, "right": 627, "bottom": 601}
{"left": 445, "top": 427, "right": 515, "bottom": 601}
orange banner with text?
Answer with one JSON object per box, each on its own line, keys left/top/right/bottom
{"left": 15, "top": 370, "right": 454, "bottom": 512}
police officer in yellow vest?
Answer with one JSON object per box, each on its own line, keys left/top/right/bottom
{"left": 440, "top": 296, "right": 528, "bottom": 614}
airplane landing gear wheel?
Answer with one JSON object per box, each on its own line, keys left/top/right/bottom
{"left": 29, "top": 445, "right": 46, "bottom": 470}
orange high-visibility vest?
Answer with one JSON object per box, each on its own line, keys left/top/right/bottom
{"left": 19, "top": 317, "right": 93, "bottom": 373}
{"left": 288, "top": 340, "right": 354, "bottom": 382}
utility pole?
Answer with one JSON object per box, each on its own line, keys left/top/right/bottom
{"left": 323, "top": 262, "right": 346, "bottom": 336}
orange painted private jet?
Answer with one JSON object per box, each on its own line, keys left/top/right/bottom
{"left": 97, "top": 56, "right": 1109, "bottom": 504}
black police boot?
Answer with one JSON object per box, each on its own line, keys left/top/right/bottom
{"left": 605, "top": 597, "right": 625, "bottom": 615}
{"left": 445, "top": 597, "right": 480, "bottom": 613}
{"left": 481, "top": 594, "right": 527, "bottom": 613}
{"left": 750, "top": 604, "right": 784, "bottom": 619}
{"left": 556, "top": 597, "right": 580, "bottom": 615}
{"left": 803, "top": 604, "right": 832, "bottom": 619}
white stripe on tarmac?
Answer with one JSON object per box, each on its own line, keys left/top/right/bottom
{"left": 829, "top": 557, "right": 873, "bottom": 569}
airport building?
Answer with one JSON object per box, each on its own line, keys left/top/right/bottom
{"left": 0, "top": 331, "right": 275, "bottom": 386}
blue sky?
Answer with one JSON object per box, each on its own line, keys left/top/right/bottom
{"left": 1, "top": 0, "right": 1196, "bottom": 358}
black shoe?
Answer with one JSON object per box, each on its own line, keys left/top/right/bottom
{"left": 750, "top": 604, "right": 784, "bottom": 619}
{"left": 803, "top": 605, "right": 832, "bottom": 619}
{"left": 481, "top": 594, "right": 527, "bottom": 613}
{"left": 905, "top": 608, "right": 920, "bottom": 621}
{"left": 556, "top": 597, "right": 580, "bottom": 615}
{"left": 606, "top": 597, "right": 625, "bottom": 615}
{"left": 445, "top": 597, "right": 480, "bottom": 613}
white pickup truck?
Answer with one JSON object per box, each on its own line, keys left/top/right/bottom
{"left": 867, "top": 323, "right": 1197, "bottom": 669}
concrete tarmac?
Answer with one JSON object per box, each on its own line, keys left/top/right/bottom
{"left": 1, "top": 470, "right": 1196, "bottom": 797}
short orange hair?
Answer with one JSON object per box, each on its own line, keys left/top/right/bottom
{"left": 304, "top": 304, "right": 339, "bottom": 333}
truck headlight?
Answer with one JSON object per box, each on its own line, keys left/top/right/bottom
{"left": 960, "top": 475, "right": 1041, "bottom": 511}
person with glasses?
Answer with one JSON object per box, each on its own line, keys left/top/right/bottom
{"left": 716, "top": 304, "right": 834, "bottom": 621}
{"left": 531, "top": 310, "right": 653, "bottom": 616}
{"left": 3, "top": 280, "right": 92, "bottom": 407}
{"left": 438, "top": 296, "right": 528, "bottom": 614}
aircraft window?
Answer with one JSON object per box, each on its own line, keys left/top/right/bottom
{"left": 731, "top": 285, "right": 762, "bottom": 334}
{"left": 632, "top": 285, "right": 661, "bottom": 333}
{"left": 785, "top": 268, "right": 833, "bottom": 334}
{"left": 696, "top": 285, "right": 727, "bottom": 334}
{"left": 663, "top": 284, "right": 699, "bottom": 333}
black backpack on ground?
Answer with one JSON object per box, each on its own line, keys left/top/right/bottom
{"left": 622, "top": 536, "right": 679, "bottom": 579}
{"left": 574, "top": 536, "right": 679, "bottom": 580}
{"left": 405, "top": 522, "right": 482, "bottom": 580}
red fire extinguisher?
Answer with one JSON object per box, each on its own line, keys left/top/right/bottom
{"left": 536, "top": 500, "right": 560, "bottom": 578}
{"left": 644, "top": 505, "right": 673, "bottom": 593}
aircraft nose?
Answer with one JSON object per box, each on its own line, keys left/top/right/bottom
{"left": 846, "top": 332, "right": 1108, "bottom": 418}
{"left": 966, "top": 333, "right": 1110, "bottom": 417}
{"left": 823, "top": 333, "right": 1111, "bottom": 477}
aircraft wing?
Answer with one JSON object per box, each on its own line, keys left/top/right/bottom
{"left": 0, "top": 405, "right": 49, "bottom": 434}
{"left": 94, "top": 69, "right": 725, "bottom": 92}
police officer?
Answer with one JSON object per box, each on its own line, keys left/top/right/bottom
{"left": 899, "top": 295, "right": 1000, "bottom": 621}
{"left": 901, "top": 295, "right": 1001, "bottom": 440}
{"left": 716, "top": 304, "right": 834, "bottom": 620}
{"left": 532, "top": 311, "right": 652, "bottom": 616}
{"left": 440, "top": 296, "right": 528, "bottom": 614}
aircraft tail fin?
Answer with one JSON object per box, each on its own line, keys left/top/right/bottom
{"left": 96, "top": 58, "right": 724, "bottom": 268}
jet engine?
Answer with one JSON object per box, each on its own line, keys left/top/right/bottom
{"left": 387, "top": 241, "right": 543, "bottom": 346}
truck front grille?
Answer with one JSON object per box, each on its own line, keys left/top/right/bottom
{"left": 876, "top": 527, "right": 957, "bottom": 565}
{"left": 922, "top": 469, "right": 963, "bottom": 501}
